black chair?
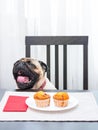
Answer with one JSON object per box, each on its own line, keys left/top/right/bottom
{"left": 25, "top": 36, "right": 88, "bottom": 90}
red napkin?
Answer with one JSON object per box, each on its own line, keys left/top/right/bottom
{"left": 3, "top": 95, "right": 28, "bottom": 112}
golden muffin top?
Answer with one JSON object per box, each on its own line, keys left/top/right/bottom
{"left": 34, "top": 91, "right": 50, "bottom": 100}
{"left": 53, "top": 92, "right": 69, "bottom": 100}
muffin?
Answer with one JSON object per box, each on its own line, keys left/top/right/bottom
{"left": 53, "top": 92, "right": 69, "bottom": 107}
{"left": 34, "top": 91, "right": 50, "bottom": 107}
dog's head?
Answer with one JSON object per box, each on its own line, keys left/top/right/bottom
{"left": 13, "top": 58, "right": 48, "bottom": 90}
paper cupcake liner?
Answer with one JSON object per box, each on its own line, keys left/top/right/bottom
{"left": 35, "top": 98, "right": 50, "bottom": 107}
{"left": 53, "top": 99, "right": 68, "bottom": 107}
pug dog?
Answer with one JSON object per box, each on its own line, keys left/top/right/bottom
{"left": 13, "top": 58, "right": 56, "bottom": 90}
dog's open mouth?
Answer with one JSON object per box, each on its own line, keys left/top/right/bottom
{"left": 14, "top": 70, "right": 39, "bottom": 89}
{"left": 13, "top": 63, "right": 39, "bottom": 89}
{"left": 17, "top": 76, "right": 30, "bottom": 83}
{"left": 16, "top": 70, "right": 32, "bottom": 84}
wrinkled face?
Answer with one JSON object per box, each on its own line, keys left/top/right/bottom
{"left": 13, "top": 58, "right": 47, "bottom": 90}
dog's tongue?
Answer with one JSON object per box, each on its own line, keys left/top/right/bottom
{"left": 17, "top": 76, "right": 29, "bottom": 83}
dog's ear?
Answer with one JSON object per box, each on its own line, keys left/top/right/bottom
{"left": 39, "top": 61, "right": 48, "bottom": 72}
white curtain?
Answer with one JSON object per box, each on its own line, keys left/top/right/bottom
{"left": 0, "top": 0, "right": 25, "bottom": 89}
{"left": 0, "top": 0, "right": 98, "bottom": 90}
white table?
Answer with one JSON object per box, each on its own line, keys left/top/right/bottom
{"left": 0, "top": 89, "right": 98, "bottom": 130}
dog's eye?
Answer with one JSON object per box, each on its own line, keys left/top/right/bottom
{"left": 27, "top": 61, "right": 36, "bottom": 69}
{"left": 27, "top": 61, "right": 31, "bottom": 64}
{"left": 30, "top": 64, "right": 36, "bottom": 69}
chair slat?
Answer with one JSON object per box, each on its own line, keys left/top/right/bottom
{"left": 83, "top": 44, "right": 88, "bottom": 90}
{"left": 55, "top": 45, "right": 59, "bottom": 89}
{"left": 63, "top": 45, "right": 67, "bottom": 89}
{"left": 26, "top": 45, "right": 30, "bottom": 57}
{"left": 46, "top": 45, "right": 50, "bottom": 80}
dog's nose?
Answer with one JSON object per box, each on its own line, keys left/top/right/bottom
{"left": 18, "top": 70, "right": 22, "bottom": 75}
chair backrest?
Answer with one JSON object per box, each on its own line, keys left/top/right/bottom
{"left": 25, "top": 36, "right": 88, "bottom": 90}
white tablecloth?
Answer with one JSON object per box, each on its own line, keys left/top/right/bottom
{"left": 0, "top": 91, "right": 98, "bottom": 121}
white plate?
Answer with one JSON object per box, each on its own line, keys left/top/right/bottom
{"left": 25, "top": 94, "right": 78, "bottom": 111}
